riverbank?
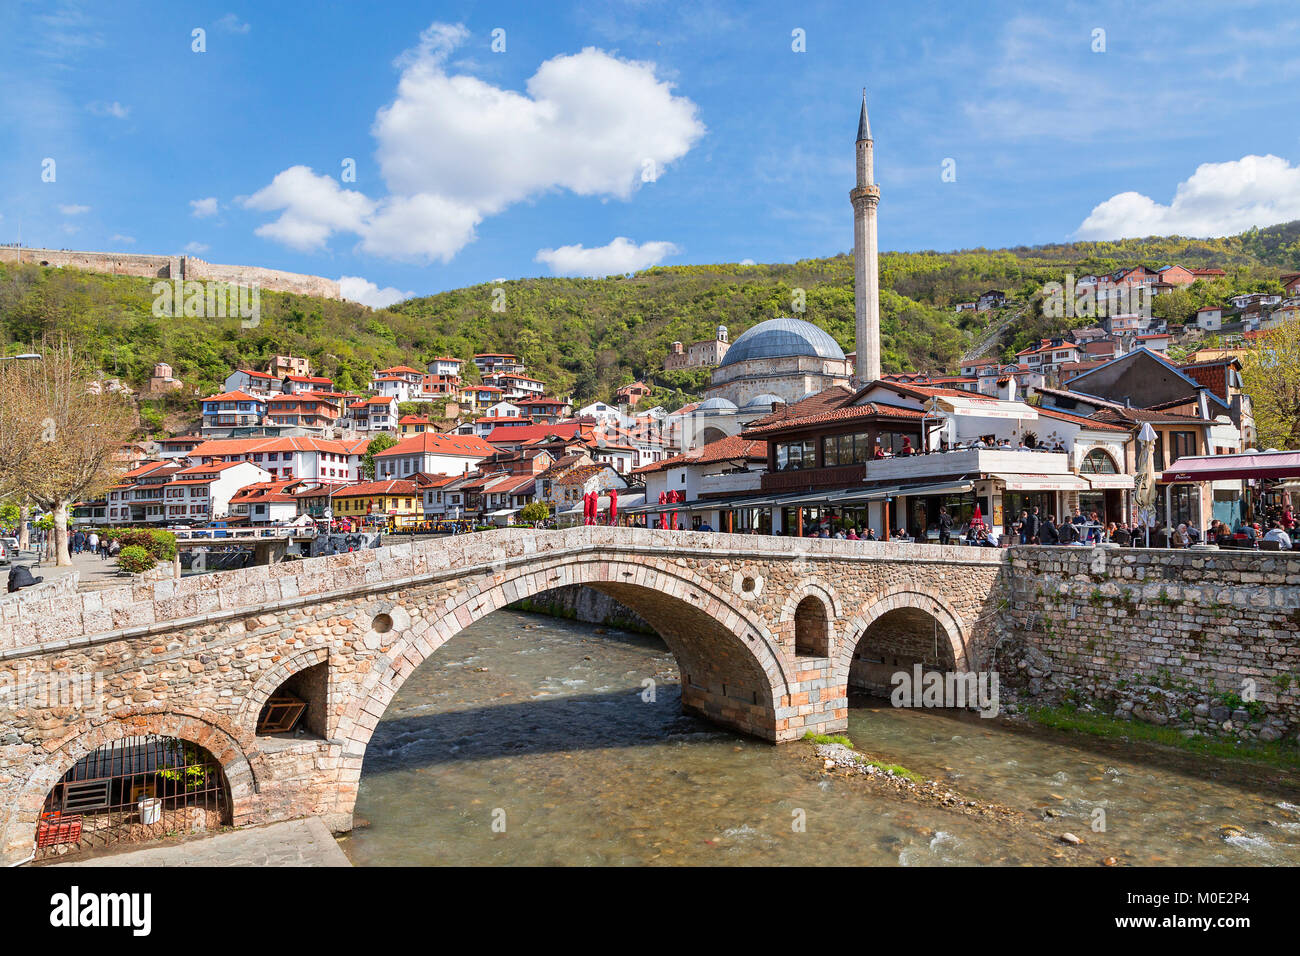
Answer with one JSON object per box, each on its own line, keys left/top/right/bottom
{"left": 1011, "top": 702, "right": 1300, "bottom": 780}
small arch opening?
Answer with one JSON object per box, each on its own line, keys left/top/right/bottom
{"left": 794, "top": 595, "right": 830, "bottom": 657}
{"left": 35, "top": 735, "right": 231, "bottom": 861}
{"left": 257, "top": 660, "right": 329, "bottom": 738}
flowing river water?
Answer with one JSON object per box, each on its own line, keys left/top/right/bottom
{"left": 341, "top": 610, "right": 1300, "bottom": 866}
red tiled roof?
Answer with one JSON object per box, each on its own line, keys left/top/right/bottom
{"left": 175, "top": 460, "right": 253, "bottom": 475}
{"left": 1035, "top": 407, "right": 1129, "bottom": 432}
{"left": 201, "top": 390, "right": 263, "bottom": 404}
{"left": 485, "top": 422, "right": 582, "bottom": 444}
{"left": 633, "top": 434, "right": 768, "bottom": 474}
{"left": 742, "top": 401, "right": 924, "bottom": 437}
{"left": 372, "top": 431, "right": 496, "bottom": 459}
{"left": 229, "top": 481, "right": 300, "bottom": 504}
{"left": 190, "top": 437, "right": 362, "bottom": 458}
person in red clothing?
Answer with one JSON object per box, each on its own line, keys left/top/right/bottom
{"left": 900, "top": 436, "right": 914, "bottom": 456}
{"left": 1283, "top": 507, "right": 1295, "bottom": 531}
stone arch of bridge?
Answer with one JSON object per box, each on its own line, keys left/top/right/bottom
{"left": 238, "top": 645, "right": 331, "bottom": 737}
{"left": 833, "top": 588, "right": 971, "bottom": 693}
{"left": 3, "top": 709, "right": 260, "bottom": 864}
{"left": 337, "top": 556, "right": 792, "bottom": 762}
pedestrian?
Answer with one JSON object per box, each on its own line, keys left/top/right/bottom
{"left": 87, "top": 530, "right": 99, "bottom": 557}
{"left": 937, "top": 506, "right": 953, "bottom": 546}
{"left": 1039, "top": 514, "right": 1060, "bottom": 545}
{"left": 1024, "top": 508, "right": 1041, "bottom": 544}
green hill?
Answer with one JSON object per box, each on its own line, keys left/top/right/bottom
{"left": 1, "top": 221, "right": 1297, "bottom": 421}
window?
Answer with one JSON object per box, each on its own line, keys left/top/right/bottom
{"left": 1080, "top": 449, "right": 1119, "bottom": 474}
{"left": 1170, "top": 431, "right": 1197, "bottom": 463}
{"left": 821, "top": 432, "right": 872, "bottom": 466}
{"left": 776, "top": 439, "right": 816, "bottom": 470}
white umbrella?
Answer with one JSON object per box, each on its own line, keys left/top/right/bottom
{"left": 1134, "top": 421, "right": 1158, "bottom": 547}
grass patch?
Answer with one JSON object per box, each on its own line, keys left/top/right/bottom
{"left": 1024, "top": 704, "right": 1300, "bottom": 771}
{"left": 862, "top": 760, "right": 924, "bottom": 783}
{"left": 803, "top": 731, "right": 854, "bottom": 748}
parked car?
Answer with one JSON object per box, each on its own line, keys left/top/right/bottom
{"left": 0, "top": 536, "right": 19, "bottom": 554}
{"left": 0, "top": 541, "right": 9, "bottom": 565}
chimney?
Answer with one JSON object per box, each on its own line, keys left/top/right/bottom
{"left": 999, "top": 377, "right": 1017, "bottom": 402}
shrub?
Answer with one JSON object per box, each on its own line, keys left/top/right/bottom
{"left": 117, "top": 545, "right": 156, "bottom": 574}
{"left": 113, "top": 528, "right": 177, "bottom": 561}
{"left": 519, "top": 502, "right": 550, "bottom": 523}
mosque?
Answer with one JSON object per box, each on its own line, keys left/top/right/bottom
{"left": 681, "top": 94, "right": 881, "bottom": 449}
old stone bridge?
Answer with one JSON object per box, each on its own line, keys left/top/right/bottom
{"left": 0, "top": 527, "right": 1007, "bottom": 863}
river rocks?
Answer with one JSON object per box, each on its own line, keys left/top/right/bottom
{"left": 1059, "top": 832, "right": 1082, "bottom": 845}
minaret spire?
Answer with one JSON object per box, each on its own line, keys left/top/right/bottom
{"left": 851, "top": 90, "right": 881, "bottom": 383}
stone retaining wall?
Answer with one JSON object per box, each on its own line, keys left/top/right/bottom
{"left": 1002, "top": 545, "right": 1300, "bottom": 738}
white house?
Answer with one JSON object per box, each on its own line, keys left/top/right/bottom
{"left": 187, "top": 437, "right": 366, "bottom": 485}
{"left": 373, "top": 431, "right": 496, "bottom": 479}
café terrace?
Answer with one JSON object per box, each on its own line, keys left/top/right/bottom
{"left": 628, "top": 380, "right": 1134, "bottom": 540}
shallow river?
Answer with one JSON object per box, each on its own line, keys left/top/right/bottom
{"left": 342, "top": 611, "right": 1300, "bottom": 866}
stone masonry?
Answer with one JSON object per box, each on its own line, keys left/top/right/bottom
{"left": 1001, "top": 546, "right": 1300, "bottom": 737}
{"left": 0, "top": 527, "right": 1003, "bottom": 863}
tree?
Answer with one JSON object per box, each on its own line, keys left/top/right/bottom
{"left": 361, "top": 432, "right": 399, "bottom": 479}
{"left": 0, "top": 340, "right": 136, "bottom": 565}
{"left": 519, "top": 501, "right": 550, "bottom": 524}
{"left": 1242, "top": 317, "right": 1300, "bottom": 451}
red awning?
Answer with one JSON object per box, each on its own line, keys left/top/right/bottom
{"left": 1163, "top": 451, "right": 1300, "bottom": 483}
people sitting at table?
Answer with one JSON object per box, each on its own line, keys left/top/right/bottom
{"left": 873, "top": 442, "right": 886, "bottom": 459}
{"left": 1263, "top": 521, "right": 1293, "bottom": 550}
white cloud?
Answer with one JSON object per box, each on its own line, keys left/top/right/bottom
{"left": 740, "top": 258, "right": 755, "bottom": 266}
{"left": 244, "top": 22, "right": 704, "bottom": 263}
{"left": 216, "top": 13, "right": 250, "bottom": 34}
{"left": 339, "top": 276, "right": 413, "bottom": 309}
{"left": 241, "top": 165, "right": 375, "bottom": 252}
{"left": 111, "top": 234, "right": 135, "bottom": 243}
{"left": 190, "top": 197, "right": 218, "bottom": 218}
{"left": 58, "top": 204, "right": 90, "bottom": 215}
{"left": 87, "top": 100, "right": 129, "bottom": 119}
{"left": 184, "top": 241, "right": 210, "bottom": 254}
{"left": 1076, "top": 154, "right": 1300, "bottom": 240}
{"left": 535, "top": 237, "right": 678, "bottom": 276}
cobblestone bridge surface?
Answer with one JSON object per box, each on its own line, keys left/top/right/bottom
{"left": 0, "top": 527, "right": 1006, "bottom": 863}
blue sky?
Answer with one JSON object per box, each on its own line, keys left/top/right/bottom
{"left": 3, "top": 0, "right": 1299, "bottom": 306}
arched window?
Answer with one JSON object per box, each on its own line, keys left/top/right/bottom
{"left": 1081, "top": 449, "right": 1119, "bottom": 474}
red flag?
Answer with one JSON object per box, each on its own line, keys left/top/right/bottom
{"left": 608, "top": 488, "right": 618, "bottom": 526}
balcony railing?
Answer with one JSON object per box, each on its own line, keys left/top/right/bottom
{"left": 761, "top": 463, "right": 865, "bottom": 492}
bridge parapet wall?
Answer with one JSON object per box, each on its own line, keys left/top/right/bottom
{"left": 0, "top": 528, "right": 1004, "bottom": 657}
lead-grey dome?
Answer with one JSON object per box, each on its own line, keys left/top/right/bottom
{"left": 743, "top": 393, "right": 784, "bottom": 409}
{"left": 697, "top": 397, "right": 738, "bottom": 413}
{"left": 719, "top": 318, "right": 846, "bottom": 367}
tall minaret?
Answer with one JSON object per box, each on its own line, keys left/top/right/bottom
{"left": 851, "top": 90, "right": 881, "bottom": 384}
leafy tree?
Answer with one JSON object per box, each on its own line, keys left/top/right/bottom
{"left": 362, "top": 432, "right": 399, "bottom": 479}
{"left": 519, "top": 501, "right": 550, "bottom": 523}
{"left": 1241, "top": 316, "right": 1300, "bottom": 450}
{"left": 0, "top": 340, "right": 135, "bottom": 566}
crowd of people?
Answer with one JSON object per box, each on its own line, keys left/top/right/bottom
{"left": 67, "top": 529, "right": 121, "bottom": 559}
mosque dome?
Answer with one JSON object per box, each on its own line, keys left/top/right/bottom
{"left": 696, "top": 397, "right": 738, "bottom": 413}
{"left": 718, "top": 318, "right": 846, "bottom": 368}
{"left": 743, "top": 393, "right": 785, "bottom": 409}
